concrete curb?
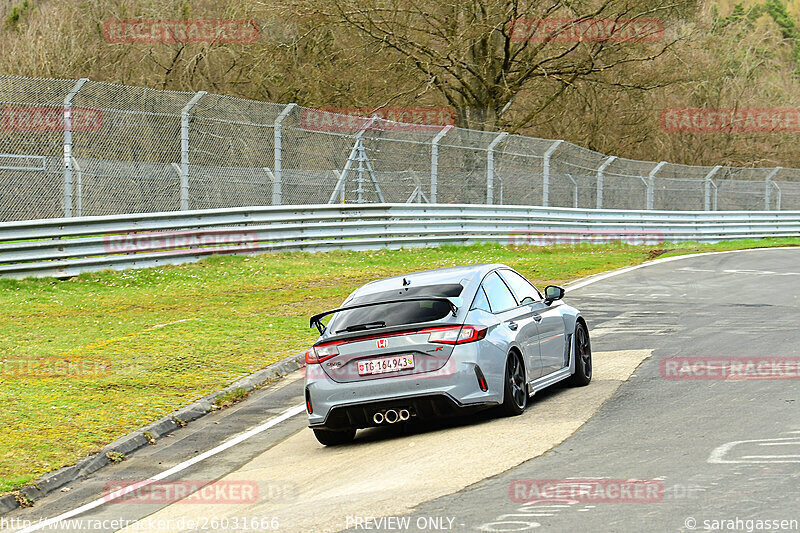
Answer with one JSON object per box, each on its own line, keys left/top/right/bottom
{"left": 1, "top": 351, "right": 306, "bottom": 516}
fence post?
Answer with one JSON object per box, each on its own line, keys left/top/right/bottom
{"left": 542, "top": 140, "right": 563, "bottom": 207}
{"left": 486, "top": 132, "right": 508, "bottom": 205}
{"left": 647, "top": 161, "right": 666, "bottom": 210}
{"left": 72, "top": 157, "right": 83, "bottom": 217}
{"left": 703, "top": 165, "right": 722, "bottom": 211}
{"left": 273, "top": 103, "right": 297, "bottom": 206}
{"left": 764, "top": 167, "right": 781, "bottom": 210}
{"left": 596, "top": 155, "right": 616, "bottom": 209}
{"left": 180, "top": 91, "right": 207, "bottom": 211}
{"left": 565, "top": 173, "right": 578, "bottom": 208}
{"left": 63, "top": 78, "right": 89, "bottom": 218}
{"left": 431, "top": 125, "right": 452, "bottom": 204}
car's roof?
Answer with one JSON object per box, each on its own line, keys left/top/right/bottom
{"left": 348, "top": 263, "right": 508, "bottom": 299}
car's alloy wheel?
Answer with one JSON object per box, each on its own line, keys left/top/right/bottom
{"left": 501, "top": 352, "right": 527, "bottom": 415}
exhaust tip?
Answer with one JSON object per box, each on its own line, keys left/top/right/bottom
{"left": 372, "top": 412, "right": 384, "bottom": 424}
{"left": 398, "top": 409, "right": 410, "bottom": 421}
{"left": 384, "top": 409, "right": 399, "bottom": 424}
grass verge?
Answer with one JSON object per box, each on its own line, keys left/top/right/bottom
{"left": 1, "top": 237, "right": 798, "bottom": 492}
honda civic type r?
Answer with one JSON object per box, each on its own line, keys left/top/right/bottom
{"left": 304, "top": 264, "right": 592, "bottom": 446}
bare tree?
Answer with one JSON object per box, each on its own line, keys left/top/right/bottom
{"left": 285, "top": 0, "right": 685, "bottom": 130}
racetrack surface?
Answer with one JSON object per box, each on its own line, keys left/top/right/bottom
{"left": 4, "top": 248, "right": 799, "bottom": 533}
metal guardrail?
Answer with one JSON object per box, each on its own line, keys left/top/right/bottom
{"left": 1, "top": 204, "right": 799, "bottom": 279}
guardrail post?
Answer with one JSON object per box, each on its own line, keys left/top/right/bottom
{"left": 542, "top": 140, "right": 563, "bottom": 207}
{"left": 703, "top": 165, "right": 722, "bottom": 211}
{"left": 596, "top": 155, "right": 616, "bottom": 209}
{"left": 273, "top": 103, "right": 297, "bottom": 206}
{"left": 486, "top": 132, "right": 508, "bottom": 205}
{"left": 430, "top": 125, "right": 452, "bottom": 204}
{"left": 647, "top": 161, "right": 666, "bottom": 210}
{"left": 765, "top": 167, "right": 781, "bottom": 210}
{"left": 63, "top": 78, "right": 89, "bottom": 218}
{"left": 180, "top": 91, "right": 207, "bottom": 211}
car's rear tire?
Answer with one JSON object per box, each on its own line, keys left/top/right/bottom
{"left": 500, "top": 351, "right": 527, "bottom": 416}
{"left": 567, "top": 321, "right": 592, "bottom": 387}
{"left": 313, "top": 428, "right": 356, "bottom": 446}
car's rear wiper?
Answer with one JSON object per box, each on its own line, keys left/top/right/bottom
{"left": 336, "top": 321, "right": 386, "bottom": 334}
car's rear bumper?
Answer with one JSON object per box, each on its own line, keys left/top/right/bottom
{"left": 305, "top": 354, "right": 503, "bottom": 429}
{"left": 310, "top": 392, "right": 496, "bottom": 430}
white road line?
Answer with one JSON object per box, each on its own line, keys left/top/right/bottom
{"left": 741, "top": 455, "right": 800, "bottom": 459}
{"left": 566, "top": 246, "right": 799, "bottom": 291}
{"left": 14, "top": 404, "right": 306, "bottom": 533}
{"left": 708, "top": 437, "right": 800, "bottom": 464}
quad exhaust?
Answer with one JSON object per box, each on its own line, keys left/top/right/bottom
{"left": 373, "top": 408, "right": 411, "bottom": 425}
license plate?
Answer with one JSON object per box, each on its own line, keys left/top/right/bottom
{"left": 357, "top": 354, "right": 414, "bottom": 376}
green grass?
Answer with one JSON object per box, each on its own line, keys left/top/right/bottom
{"left": 1, "top": 237, "right": 798, "bottom": 492}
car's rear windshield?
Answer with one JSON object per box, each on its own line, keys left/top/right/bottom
{"left": 326, "top": 284, "right": 462, "bottom": 333}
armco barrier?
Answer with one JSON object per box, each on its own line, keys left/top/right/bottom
{"left": 1, "top": 204, "right": 799, "bottom": 279}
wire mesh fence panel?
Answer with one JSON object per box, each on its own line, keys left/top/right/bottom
{"left": 716, "top": 174, "right": 773, "bottom": 211}
{"left": 69, "top": 81, "right": 190, "bottom": 216}
{"left": 0, "top": 77, "right": 79, "bottom": 220}
{"left": 603, "top": 173, "right": 651, "bottom": 210}
{"left": 2, "top": 75, "right": 800, "bottom": 222}
{"left": 494, "top": 135, "right": 546, "bottom": 207}
{"left": 776, "top": 181, "right": 800, "bottom": 209}
{"left": 77, "top": 158, "right": 179, "bottom": 216}
{"left": 652, "top": 177, "right": 706, "bottom": 210}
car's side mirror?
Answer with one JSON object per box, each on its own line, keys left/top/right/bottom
{"left": 544, "top": 285, "right": 565, "bottom": 304}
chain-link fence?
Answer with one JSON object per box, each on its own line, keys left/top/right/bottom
{"left": 2, "top": 75, "right": 800, "bottom": 222}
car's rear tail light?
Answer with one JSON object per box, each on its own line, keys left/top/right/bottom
{"left": 475, "top": 365, "right": 488, "bottom": 391}
{"left": 427, "top": 325, "right": 487, "bottom": 345}
{"left": 305, "top": 342, "right": 340, "bottom": 364}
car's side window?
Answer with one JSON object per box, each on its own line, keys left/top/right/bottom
{"left": 498, "top": 269, "right": 542, "bottom": 304}
{"left": 471, "top": 286, "right": 492, "bottom": 312}
{"left": 481, "top": 271, "right": 518, "bottom": 313}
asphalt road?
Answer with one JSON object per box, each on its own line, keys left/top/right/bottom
{"left": 4, "top": 247, "right": 799, "bottom": 533}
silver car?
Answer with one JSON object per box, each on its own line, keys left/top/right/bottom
{"left": 304, "top": 263, "right": 591, "bottom": 445}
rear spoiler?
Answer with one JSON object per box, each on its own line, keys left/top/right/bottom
{"left": 309, "top": 297, "right": 460, "bottom": 334}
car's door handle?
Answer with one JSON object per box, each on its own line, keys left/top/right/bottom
{"left": 533, "top": 315, "right": 542, "bottom": 323}
{"left": 508, "top": 321, "right": 518, "bottom": 331}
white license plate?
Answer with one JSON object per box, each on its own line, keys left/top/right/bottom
{"left": 357, "top": 355, "right": 414, "bottom": 376}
